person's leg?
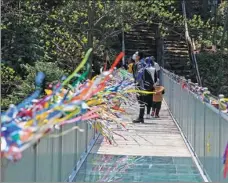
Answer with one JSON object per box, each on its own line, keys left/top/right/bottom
{"left": 145, "top": 94, "right": 152, "bottom": 115}
{"left": 136, "top": 94, "right": 140, "bottom": 102}
{"left": 143, "top": 94, "right": 150, "bottom": 119}
{"left": 133, "top": 95, "right": 145, "bottom": 123}
{"left": 151, "top": 94, "right": 153, "bottom": 113}
{"left": 155, "top": 102, "right": 162, "bottom": 117}
{"left": 139, "top": 95, "right": 145, "bottom": 119}
{"left": 151, "top": 100, "right": 156, "bottom": 117}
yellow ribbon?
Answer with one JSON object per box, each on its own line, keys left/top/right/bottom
{"left": 123, "top": 89, "right": 156, "bottom": 94}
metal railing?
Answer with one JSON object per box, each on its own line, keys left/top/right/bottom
{"left": 1, "top": 122, "right": 98, "bottom": 182}
{"left": 161, "top": 68, "right": 228, "bottom": 182}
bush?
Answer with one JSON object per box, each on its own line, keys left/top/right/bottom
{"left": 1, "top": 62, "right": 68, "bottom": 111}
{"left": 1, "top": 64, "right": 23, "bottom": 109}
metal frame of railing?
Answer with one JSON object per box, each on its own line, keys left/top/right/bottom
{"left": 161, "top": 68, "right": 228, "bottom": 182}
{"left": 1, "top": 122, "right": 99, "bottom": 182}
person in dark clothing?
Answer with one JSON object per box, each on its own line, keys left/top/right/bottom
{"left": 132, "top": 52, "right": 155, "bottom": 123}
{"left": 132, "top": 51, "right": 145, "bottom": 83}
{"left": 116, "top": 57, "right": 128, "bottom": 70}
{"left": 122, "top": 57, "right": 128, "bottom": 70}
{"left": 144, "top": 57, "right": 158, "bottom": 118}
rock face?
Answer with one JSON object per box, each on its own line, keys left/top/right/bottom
{"left": 124, "top": 23, "right": 157, "bottom": 59}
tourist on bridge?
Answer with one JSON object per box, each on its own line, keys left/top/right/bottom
{"left": 132, "top": 51, "right": 145, "bottom": 87}
{"left": 151, "top": 80, "right": 165, "bottom": 118}
{"left": 144, "top": 57, "right": 158, "bottom": 119}
{"left": 132, "top": 52, "right": 156, "bottom": 123}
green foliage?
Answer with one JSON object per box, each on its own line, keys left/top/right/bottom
{"left": 187, "top": 2, "right": 228, "bottom": 50}
{"left": 2, "top": 0, "right": 182, "bottom": 72}
{"left": 1, "top": 64, "right": 23, "bottom": 110}
{"left": 2, "top": 0, "right": 201, "bottom": 109}
{"left": 1, "top": 62, "right": 68, "bottom": 110}
{"left": 23, "top": 61, "right": 69, "bottom": 84}
{"left": 196, "top": 52, "right": 228, "bottom": 97}
{"left": 1, "top": 64, "right": 22, "bottom": 85}
{"left": 217, "top": 1, "right": 228, "bottom": 25}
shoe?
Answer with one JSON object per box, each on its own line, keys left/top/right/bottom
{"left": 133, "top": 118, "right": 144, "bottom": 123}
{"left": 155, "top": 115, "right": 160, "bottom": 118}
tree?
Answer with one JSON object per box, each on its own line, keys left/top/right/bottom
{"left": 2, "top": 0, "right": 200, "bottom": 108}
{"left": 219, "top": 2, "right": 228, "bottom": 50}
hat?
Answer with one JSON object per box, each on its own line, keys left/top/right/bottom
{"left": 132, "top": 51, "right": 138, "bottom": 61}
{"left": 145, "top": 57, "right": 152, "bottom": 65}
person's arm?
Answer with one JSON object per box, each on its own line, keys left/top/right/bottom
{"left": 155, "top": 62, "right": 160, "bottom": 71}
{"left": 157, "top": 70, "right": 160, "bottom": 79}
{"left": 132, "top": 63, "right": 137, "bottom": 81}
{"left": 144, "top": 69, "right": 154, "bottom": 90}
{"left": 155, "top": 62, "right": 160, "bottom": 78}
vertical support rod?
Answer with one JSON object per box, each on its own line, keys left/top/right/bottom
{"left": 203, "top": 100, "right": 206, "bottom": 175}
{"left": 85, "top": 123, "right": 88, "bottom": 153}
{"left": 59, "top": 127, "right": 63, "bottom": 181}
{"left": 193, "top": 88, "right": 197, "bottom": 156}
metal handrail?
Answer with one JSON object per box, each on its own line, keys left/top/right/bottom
{"left": 161, "top": 68, "right": 228, "bottom": 182}
{"left": 161, "top": 67, "right": 228, "bottom": 114}
{"left": 1, "top": 122, "right": 99, "bottom": 182}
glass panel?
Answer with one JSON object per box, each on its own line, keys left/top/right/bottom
{"left": 51, "top": 130, "right": 62, "bottom": 182}
{"left": 36, "top": 138, "right": 53, "bottom": 182}
{"left": 204, "top": 104, "right": 220, "bottom": 182}
{"left": 2, "top": 147, "right": 35, "bottom": 182}
{"left": 61, "top": 123, "right": 77, "bottom": 181}
{"left": 220, "top": 114, "right": 228, "bottom": 182}
{"left": 87, "top": 123, "right": 94, "bottom": 146}
{"left": 195, "top": 99, "right": 205, "bottom": 168}
{"left": 77, "top": 122, "right": 87, "bottom": 161}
